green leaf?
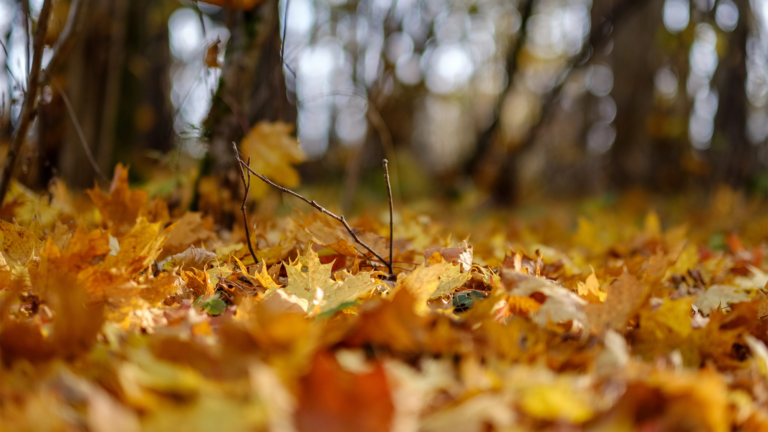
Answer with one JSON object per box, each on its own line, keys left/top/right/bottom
{"left": 709, "top": 232, "right": 726, "bottom": 251}
{"left": 202, "top": 298, "right": 227, "bottom": 316}
{"left": 316, "top": 301, "right": 359, "bottom": 320}
{"left": 453, "top": 290, "right": 489, "bottom": 310}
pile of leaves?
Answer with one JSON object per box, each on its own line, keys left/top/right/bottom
{"left": 1, "top": 163, "right": 768, "bottom": 432}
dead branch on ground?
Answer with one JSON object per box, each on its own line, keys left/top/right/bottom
{"left": 232, "top": 143, "right": 394, "bottom": 276}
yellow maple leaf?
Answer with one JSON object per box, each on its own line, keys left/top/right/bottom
{"left": 239, "top": 121, "right": 306, "bottom": 200}
{"left": 160, "top": 212, "right": 216, "bottom": 260}
{"left": 0, "top": 220, "right": 44, "bottom": 267}
{"left": 664, "top": 243, "right": 699, "bottom": 281}
{"left": 396, "top": 258, "right": 470, "bottom": 314}
{"left": 265, "top": 248, "right": 381, "bottom": 314}
{"left": 234, "top": 256, "right": 281, "bottom": 290}
{"left": 87, "top": 164, "right": 147, "bottom": 234}
{"left": 641, "top": 296, "right": 695, "bottom": 338}
{"left": 181, "top": 268, "right": 214, "bottom": 299}
{"left": 576, "top": 269, "right": 606, "bottom": 303}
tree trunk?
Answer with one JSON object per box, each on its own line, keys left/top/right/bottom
{"left": 608, "top": 0, "right": 664, "bottom": 189}
{"left": 711, "top": 0, "right": 752, "bottom": 188}
{"left": 203, "top": 0, "right": 294, "bottom": 175}
{"left": 39, "top": 0, "right": 174, "bottom": 189}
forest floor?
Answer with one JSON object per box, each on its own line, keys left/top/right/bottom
{"left": 1, "top": 163, "right": 767, "bottom": 432}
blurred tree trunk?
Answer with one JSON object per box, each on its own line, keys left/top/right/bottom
{"left": 195, "top": 0, "right": 295, "bottom": 223}
{"left": 203, "top": 0, "right": 294, "bottom": 175}
{"left": 112, "top": 0, "right": 175, "bottom": 172}
{"left": 37, "top": 0, "right": 174, "bottom": 190}
{"left": 608, "top": 0, "right": 664, "bottom": 189}
{"left": 711, "top": 0, "right": 753, "bottom": 188}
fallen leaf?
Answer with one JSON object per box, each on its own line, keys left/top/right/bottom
{"left": 295, "top": 351, "right": 394, "bottom": 432}
{"left": 239, "top": 122, "right": 306, "bottom": 200}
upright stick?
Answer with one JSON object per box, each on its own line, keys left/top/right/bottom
{"left": 383, "top": 159, "right": 393, "bottom": 271}
{"left": 233, "top": 143, "right": 259, "bottom": 265}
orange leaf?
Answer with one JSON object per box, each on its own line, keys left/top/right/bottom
{"left": 296, "top": 351, "right": 394, "bottom": 432}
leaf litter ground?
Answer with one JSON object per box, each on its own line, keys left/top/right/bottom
{"left": 1, "top": 166, "right": 768, "bottom": 432}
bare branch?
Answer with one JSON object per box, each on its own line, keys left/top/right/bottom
{"left": 0, "top": 0, "right": 53, "bottom": 206}
{"left": 233, "top": 144, "right": 258, "bottom": 265}
{"left": 383, "top": 159, "right": 393, "bottom": 271}
{"left": 43, "top": 70, "right": 107, "bottom": 181}
{"left": 232, "top": 143, "right": 394, "bottom": 275}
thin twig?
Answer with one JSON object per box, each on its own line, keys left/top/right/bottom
{"left": 233, "top": 145, "right": 258, "bottom": 265}
{"left": 0, "top": 0, "right": 52, "bottom": 206}
{"left": 383, "top": 159, "right": 393, "bottom": 271}
{"left": 232, "top": 143, "right": 394, "bottom": 275}
{"left": 43, "top": 70, "right": 107, "bottom": 181}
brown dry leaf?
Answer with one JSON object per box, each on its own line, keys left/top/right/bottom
{"left": 423, "top": 241, "right": 474, "bottom": 272}
{"left": 295, "top": 351, "right": 394, "bottom": 432}
{"left": 139, "top": 272, "right": 184, "bottom": 305}
{"left": 322, "top": 238, "right": 359, "bottom": 257}
{"left": 87, "top": 164, "right": 148, "bottom": 234}
{"left": 161, "top": 212, "right": 216, "bottom": 259}
{"left": 1, "top": 238, "right": 104, "bottom": 363}
{"left": 342, "top": 289, "right": 436, "bottom": 354}
{"left": 164, "top": 246, "right": 216, "bottom": 271}
{"left": 584, "top": 272, "right": 651, "bottom": 334}
{"left": 180, "top": 268, "right": 213, "bottom": 299}
{"left": 239, "top": 122, "right": 306, "bottom": 200}
{"left": 297, "top": 212, "right": 389, "bottom": 260}
{"left": 78, "top": 218, "right": 172, "bottom": 300}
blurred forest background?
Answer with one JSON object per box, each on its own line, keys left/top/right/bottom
{"left": 0, "top": 0, "right": 767, "bottom": 217}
